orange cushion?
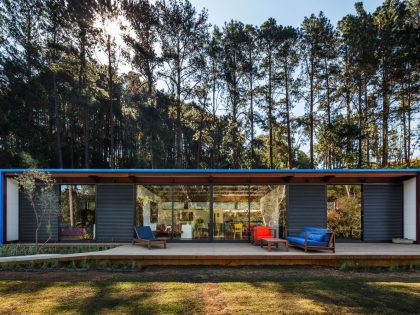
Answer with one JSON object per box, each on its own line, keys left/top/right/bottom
{"left": 254, "top": 227, "right": 271, "bottom": 240}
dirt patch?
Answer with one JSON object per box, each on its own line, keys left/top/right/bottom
{"left": 201, "top": 282, "right": 229, "bottom": 315}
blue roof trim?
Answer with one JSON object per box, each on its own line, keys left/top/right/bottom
{"left": 0, "top": 168, "right": 419, "bottom": 173}
{"left": 0, "top": 171, "right": 3, "bottom": 245}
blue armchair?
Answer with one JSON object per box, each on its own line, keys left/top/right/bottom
{"left": 285, "top": 227, "right": 336, "bottom": 253}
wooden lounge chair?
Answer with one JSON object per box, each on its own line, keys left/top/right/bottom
{"left": 132, "top": 226, "right": 167, "bottom": 249}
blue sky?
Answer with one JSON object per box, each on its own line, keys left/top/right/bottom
{"left": 189, "top": 0, "right": 384, "bottom": 27}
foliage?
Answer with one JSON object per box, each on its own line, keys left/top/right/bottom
{"left": 0, "top": 244, "right": 115, "bottom": 257}
{"left": 0, "top": 0, "right": 418, "bottom": 169}
{"left": 327, "top": 185, "right": 362, "bottom": 238}
{"left": 13, "top": 170, "right": 58, "bottom": 253}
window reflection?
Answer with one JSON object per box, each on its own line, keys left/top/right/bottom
{"left": 59, "top": 185, "right": 95, "bottom": 240}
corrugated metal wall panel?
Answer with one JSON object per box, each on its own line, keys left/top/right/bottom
{"left": 363, "top": 184, "right": 403, "bottom": 241}
{"left": 96, "top": 185, "right": 134, "bottom": 242}
{"left": 287, "top": 185, "right": 326, "bottom": 233}
{"left": 19, "top": 186, "right": 59, "bottom": 242}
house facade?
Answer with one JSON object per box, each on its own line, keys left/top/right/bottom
{"left": 0, "top": 169, "right": 419, "bottom": 244}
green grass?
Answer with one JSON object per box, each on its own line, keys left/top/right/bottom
{"left": 0, "top": 267, "right": 419, "bottom": 314}
{"left": 0, "top": 244, "right": 116, "bottom": 257}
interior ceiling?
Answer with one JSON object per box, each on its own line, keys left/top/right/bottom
{"left": 139, "top": 185, "right": 281, "bottom": 202}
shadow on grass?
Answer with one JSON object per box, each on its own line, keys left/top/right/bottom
{"left": 248, "top": 277, "right": 420, "bottom": 314}
{"left": 0, "top": 279, "right": 54, "bottom": 295}
{"left": 50, "top": 280, "right": 201, "bottom": 315}
{"left": 1, "top": 267, "right": 420, "bottom": 314}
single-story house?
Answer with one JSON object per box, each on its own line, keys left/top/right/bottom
{"left": 0, "top": 169, "right": 419, "bottom": 244}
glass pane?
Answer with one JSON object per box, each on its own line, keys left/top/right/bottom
{"left": 250, "top": 185, "right": 286, "bottom": 238}
{"left": 172, "top": 185, "right": 210, "bottom": 240}
{"left": 136, "top": 185, "right": 173, "bottom": 238}
{"left": 213, "top": 185, "right": 249, "bottom": 240}
{"left": 327, "top": 185, "right": 362, "bottom": 239}
{"left": 59, "top": 185, "right": 96, "bottom": 240}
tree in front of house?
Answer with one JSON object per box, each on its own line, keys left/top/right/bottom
{"left": 14, "top": 170, "right": 58, "bottom": 253}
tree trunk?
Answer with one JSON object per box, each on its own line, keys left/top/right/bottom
{"left": 309, "top": 59, "right": 315, "bottom": 169}
{"left": 284, "top": 62, "right": 293, "bottom": 169}
{"left": 249, "top": 51, "right": 255, "bottom": 168}
{"left": 324, "top": 58, "right": 331, "bottom": 169}
{"left": 364, "top": 79, "right": 370, "bottom": 167}
{"left": 69, "top": 186, "right": 74, "bottom": 227}
{"left": 211, "top": 58, "right": 217, "bottom": 168}
{"left": 175, "top": 40, "right": 182, "bottom": 168}
{"left": 107, "top": 34, "right": 114, "bottom": 168}
{"left": 381, "top": 69, "right": 389, "bottom": 167}
{"left": 268, "top": 52, "right": 273, "bottom": 169}
{"left": 79, "top": 28, "right": 89, "bottom": 169}
{"left": 357, "top": 81, "right": 363, "bottom": 168}
{"left": 53, "top": 71, "right": 63, "bottom": 168}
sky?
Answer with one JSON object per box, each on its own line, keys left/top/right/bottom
{"left": 188, "top": 0, "right": 384, "bottom": 28}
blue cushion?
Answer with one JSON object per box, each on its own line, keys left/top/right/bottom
{"left": 136, "top": 226, "right": 156, "bottom": 240}
{"left": 298, "top": 232, "right": 305, "bottom": 238}
{"left": 303, "top": 227, "right": 331, "bottom": 242}
{"left": 308, "top": 233, "right": 324, "bottom": 242}
{"left": 285, "top": 236, "right": 328, "bottom": 247}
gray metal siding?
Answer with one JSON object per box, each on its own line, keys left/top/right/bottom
{"left": 96, "top": 185, "right": 134, "bottom": 242}
{"left": 19, "top": 186, "right": 59, "bottom": 242}
{"left": 287, "top": 185, "right": 327, "bottom": 233}
{"left": 363, "top": 184, "right": 403, "bottom": 241}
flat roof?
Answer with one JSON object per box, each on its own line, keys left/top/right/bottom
{"left": 2, "top": 168, "right": 418, "bottom": 184}
{"left": 1, "top": 168, "right": 419, "bottom": 173}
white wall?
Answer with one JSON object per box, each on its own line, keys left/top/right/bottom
{"left": 6, "top": 178, "right": 19, "bottom": 241}
{"left": 403, "top": 177, "right": 417, "bottom": 240}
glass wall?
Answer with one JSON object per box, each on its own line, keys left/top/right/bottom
{"left": 59, "top": 185, "right": 96, "bottom": 240}
{"left": 327, "top": 185, "right": 362, "bottom": 239}
{"left": 172, "top": 185, "right": 210, "bottom": 240}
{"left": 135, "top": 184, "right": 285, "bottom": 241}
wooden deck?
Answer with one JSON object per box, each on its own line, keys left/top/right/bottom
{"left": 2, "top": 243, "right": 420, "bottom": 267}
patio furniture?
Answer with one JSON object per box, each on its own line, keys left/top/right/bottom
{"left": 285, "top": 227, "right": 336, "bottom": 253}
{"left": 251, "top": 226, "right": 275, "bottom": 245}
{"left": 233, "top": 223, "right": 243, "bottom": 240}
{"left": 132, "top": 226, "right": 167, "bottom": 249}
{"left": 260, "top": 237, "right": 289, "bottom": 252}
{"left": 59, "top": 227, "right": 89, "bottom": 240}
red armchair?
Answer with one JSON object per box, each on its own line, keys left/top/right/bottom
{"left": 252, "top": 226, "right": 274, "bottom": 245}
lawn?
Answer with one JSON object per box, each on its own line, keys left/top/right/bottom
{"left": 0, "top": 267, "right": 419, "bottom": 314}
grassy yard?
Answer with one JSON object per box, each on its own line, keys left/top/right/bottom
{"left": 0, "top": 267, "right": 419, "bottom": 314}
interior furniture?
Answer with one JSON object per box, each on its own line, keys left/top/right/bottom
{"left": 233, "top": 223, "right": 243, "bottom": 240}
{"left": 285, "top": 227, "right": 336, "bottom": 253}
{"left": 181, "top": 224, "right": 193, "bottom": 239}
{"left": 132, "top": 226, "right": 167, "bottom": 249}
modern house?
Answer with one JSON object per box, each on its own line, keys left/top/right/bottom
{"left": 0, "top": 169, "right": 419, "bottom": 245}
